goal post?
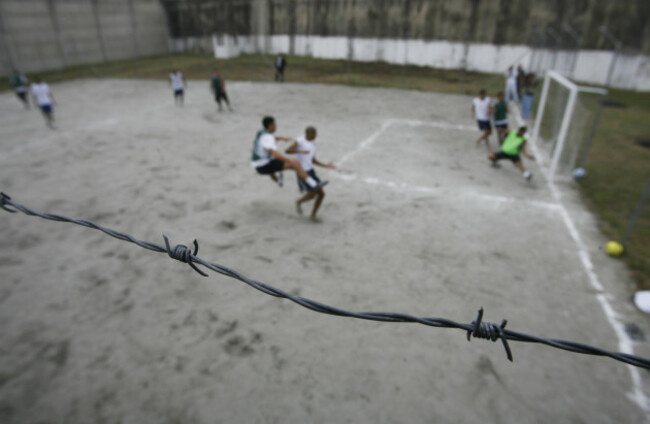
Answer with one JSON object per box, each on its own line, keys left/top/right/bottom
{"left": 531, "top": 70, "right": 607, "bottom": 180}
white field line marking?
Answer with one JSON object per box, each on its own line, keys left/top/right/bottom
{"left": 520, "top": 100, "right": 650, "bottom": 415}
{"left": 336, "top": 119, "right": 475, "bottom": 167}
{"left": 333, "top": 172, "right": 560, "bottom": 211}
{"left": 344, "top": 116, "right": 650, "bottom": 416}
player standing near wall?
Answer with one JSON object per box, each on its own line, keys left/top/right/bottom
{"left": 30, "top": 77, "right": 56, "bottom": 129}
{"left": 169, "top": 70, "right": 185, "bottom": 106}
{"left": 505, "top": 66, "right": 519, "bottom": 103}
{"left": 275, "top": 54, "right": 287, "bottom": 82}
{"left": 10, "top": 70, "right": 29, "bottom": 109}
{"left": 472, "top": 89, "right": 494, "bottom": 153}
{"left": 285, "top": 126, "right": 335, "bottom": 222}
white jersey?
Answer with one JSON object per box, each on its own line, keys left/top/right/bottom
{"left": 295, "top": 136, "right": 315, "bottom": 172}
{"left": 170, "top": 72, "right": 184, "bottom": 90}
{"left": 473, "top": 97, "right": 491, "bottom": 121}
{"left": 30, "top": 82, "right": 52, "bottom": 106}
{"left": 506, "top": 68, "right": 518, "bottom": 84}
{"left": 251, "top": 130, "right": 277, "bottom": 168}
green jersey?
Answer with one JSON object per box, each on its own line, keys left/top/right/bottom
{"left": 502, "top": 131, "right": 526, "bottom": 155}
{"left": 493, "top": 100, "right": 507, "bottom": 122}
{"left": 211, "top": 76, "right": 223, "bottom": 94}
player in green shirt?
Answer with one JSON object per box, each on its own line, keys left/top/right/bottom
{"left": 492, "top": 92, "right": 508, "bottom": 144}
{"left": 488, "top": 126, "right": 534, "bottom": 180}
{"left": 210, "top": 70, "right": 232, "bottom": 112}
{"left": 10, "top": 70, "right": 29, "bottom": 109}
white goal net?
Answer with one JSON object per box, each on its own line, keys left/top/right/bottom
{"left": 530, "top": 70, "right": 605, "bottom": 180}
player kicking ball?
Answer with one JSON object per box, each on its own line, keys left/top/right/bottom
{"left": 251, "top": 116, "right": 327, "bottom": 192}
{"left": 285, "top": 126, "right": 335, "bottom": 222}
{"left": 488, "top": 126, "right": 534, "bottom": 181}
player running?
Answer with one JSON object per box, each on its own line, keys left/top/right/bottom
{"left": 169, "top": 69, "right": 185, "bottom": 106}
{"left": 285, "top": 126, "right": 335, "bottom": 222}
{"left": 10, "top": 70, "right": 29, "bottom": 109}
{"left": 493, "top": 92, "right": 508, "bottom": 144}
{"left": 210, "top": 69, "right": 232, "bottom": 112}
{"left": 488, "top": 126, "right": 534, "bottom": 180}
{"left": 251, "top": 116, "right": 327, "bottom": 192}
{"left": 30, "top": 77, "right": 56, "bottom": 128}
{"left": 472, "top": 89, "right": 494, "bottom": 153}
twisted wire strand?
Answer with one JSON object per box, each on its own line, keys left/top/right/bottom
{"left": 2, "top": 192, "right": 649, "bottom": 369}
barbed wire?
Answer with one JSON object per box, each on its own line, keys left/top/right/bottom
{"left": 1, "top": 191, "right": 649, "bottom": 369}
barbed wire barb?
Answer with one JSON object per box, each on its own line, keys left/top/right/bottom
{"left": 2, "top": 192, "right": 650, "bottom": 370}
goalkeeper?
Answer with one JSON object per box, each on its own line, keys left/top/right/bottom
{"left": 488, "top": 126, "right": 534, "bottom": 181}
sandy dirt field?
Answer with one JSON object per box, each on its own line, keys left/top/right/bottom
{"left": 1, "top": 79, "right": 650, "bottom": 423}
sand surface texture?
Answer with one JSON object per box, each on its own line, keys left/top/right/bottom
{"left": 1, "top": 79, "right": 650, "bottom": 423}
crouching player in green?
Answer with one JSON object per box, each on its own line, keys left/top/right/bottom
{"left": 488, "top": 126, "right": 535, "bottom": 181}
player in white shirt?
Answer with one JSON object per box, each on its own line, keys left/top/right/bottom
{"left": 505, "top": 65, "right": 519, "bottom": 103}
{"left": 285, "top": 126, "right": 335, "bottom": 222}
{"left": 169, "top": 70, "right": 185, "bottom": 106}
{"left": 471, "top": 89, "right": 494, "bottom": 153}
{"left": 251, "top": 116, "right": 327, "bottom": 192}
{"left": 30, "top": 77, "right": 56, "bottom": 128}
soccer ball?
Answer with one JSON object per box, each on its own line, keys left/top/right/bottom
{"left": 605, "top": 241, "right": 624, "bottom": 257}
{"left": 573, "top": 167, "right": 587, "bottom": 180}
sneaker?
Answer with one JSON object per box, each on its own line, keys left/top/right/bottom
{"left": 490, "top": 161, "right": 501, "bottom": 169}
{"left": 523, "top": 171, "right": 532, "bottom": 181}
{"left": 277, "top": 172, "right": 284, "bottom": 187}
{"left": 312, "top": 180, "right": 328, "bottom": 191}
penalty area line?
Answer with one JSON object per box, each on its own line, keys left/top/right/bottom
{"left": 336, "top": 119, "right": 475, "bottom": 167}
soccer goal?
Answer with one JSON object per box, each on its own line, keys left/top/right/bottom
{"left": 530, "top": 70, "right": 606, "bottom": 180}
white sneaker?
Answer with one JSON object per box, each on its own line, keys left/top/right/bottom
{"left": 277, "top": 172, "right": 283, "bottom": 187}
{"left": 523, "top": 171, "right": 532, "bottom": 181}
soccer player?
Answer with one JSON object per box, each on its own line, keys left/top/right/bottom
{"left": 169, "top": 69, "right": 185, "bottom": 106}
{"left": 488, "top": 126, "right": 534, "bottom": 181}
{"left": 274, "top": 54, "right": 287, "bottom": 82}
{"left": 505, "top": 65, "right": 519, "bottom": 103}
{"left": 251, "top": 116, "right": 327, "bottom": 192}
{"left": 210, "top": 70, "right": 232, "bottom": 112}
{"left": 29, "top": 77, "right": 56, "bottom": 128}
{"left": 493, "top": 92, "right": 508, "bottom": 144}
{"left": 472, "top": 89, "right": 494, "bottom": 153}
{"left": 285, "top": 126, "right": 335, "bottom": 222}
{"left": 9, "top": 70, "right": 29, "bottom": 109}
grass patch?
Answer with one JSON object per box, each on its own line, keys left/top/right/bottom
{"left": 3, "top": 53, "right": 649, "bottom": 289}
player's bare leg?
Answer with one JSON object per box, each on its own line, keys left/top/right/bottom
{"left": 476, "top": 129, "right": 491, "bottom": 152}
{"left": 514, "top": 160, "right": 532, "bottom": 180}
{"left": 309, "top": 189, "right": 325, "bottom": 222}
{"left": 296, "top": 191, "right": 317, "bottom": 216}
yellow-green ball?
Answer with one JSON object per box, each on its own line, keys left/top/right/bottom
{"left": 606, "top": 241, "right": 624, "bottom": 257}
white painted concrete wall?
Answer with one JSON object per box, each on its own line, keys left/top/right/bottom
{"left": 207, "top": 34, "right": 650, "bottom": 91}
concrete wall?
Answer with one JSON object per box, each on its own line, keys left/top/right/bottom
{"left": 0, "top": 0, "right": 169, "bottom": 77}
{"left": 208, "top": 34, "right": 650, "bottom": 91}
{"left": 163, "top": 0, "right": 650, "bottom": 54}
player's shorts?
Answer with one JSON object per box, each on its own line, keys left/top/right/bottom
{"left": 16, "top": 92, "right": 27, "bottom": 101}
{"left": 255, "top": 159, "right": 285, "bottom": 175}
{"left": 494, "top": 119, "right": 508, "bottom": 130}
{"left": 477, "top": 120, "right": 492, "bottom": 131}
{"left": 297, "top": 169, "right": 320, "bottom": 192}
{"left": 174, "top": 89, "right": 184, "bottom": 97}
{"left": 39, "top": 104, "right": 53, "bottom": 113}
{"left": 493, "top": 151, "right": 521, "bottom": 163}
{"left": 215, "top": 92, "right": 228, "bottom": 103}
